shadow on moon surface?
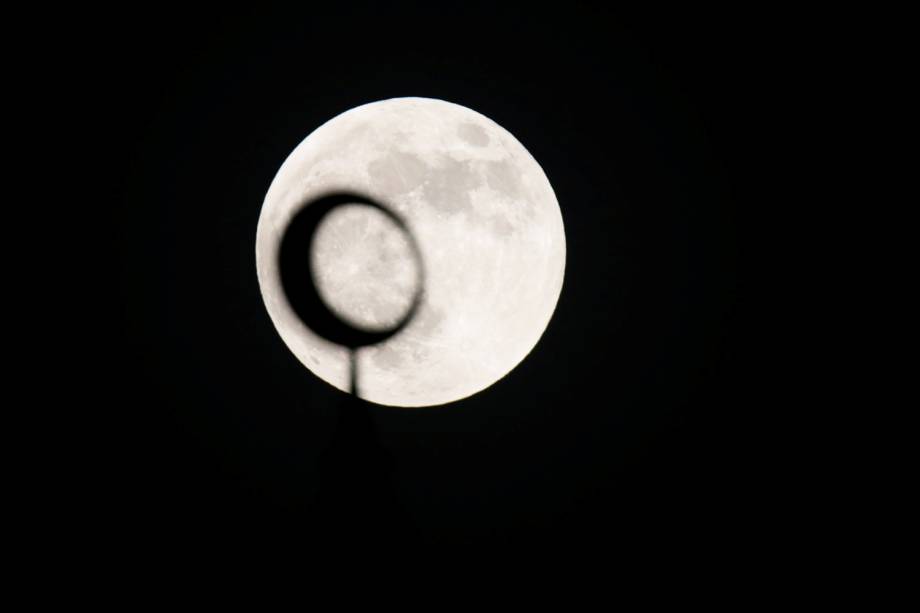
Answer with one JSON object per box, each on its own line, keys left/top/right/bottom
{"left": 278, "top": 191, "right": 425, "bottom": 397}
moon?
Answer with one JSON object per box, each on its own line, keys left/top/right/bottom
{"left": 256, "top": 97, "right": 565, "bottom": 407}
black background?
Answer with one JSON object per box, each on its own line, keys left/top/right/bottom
{"left": 100, "top": 2, "right": 783, "bottom": 557}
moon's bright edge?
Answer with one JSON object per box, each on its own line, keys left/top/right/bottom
{"left": 256, "top": 97, "right": 566, "bottom": 407}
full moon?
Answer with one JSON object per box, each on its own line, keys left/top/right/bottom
{"left": 256, "top": 97, "right": 565, "bottom": 407}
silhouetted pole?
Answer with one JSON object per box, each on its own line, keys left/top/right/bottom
{"left": 349, "top": 349, "right": 359, "bottom": 398}
{"left": 277, "top": 192, "right": 424, "bottom": 547}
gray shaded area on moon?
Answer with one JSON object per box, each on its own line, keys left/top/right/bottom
{"left": 256, "top": 97, "right": 566, "bottom": 407}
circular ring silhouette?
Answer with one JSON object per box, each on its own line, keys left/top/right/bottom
{"left": 278, "top": 192, "right": 425, "bottom": 350}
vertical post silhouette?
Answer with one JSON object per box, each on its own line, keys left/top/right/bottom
{"left": 277, "top": 191, "right": 425, "bottom": 547}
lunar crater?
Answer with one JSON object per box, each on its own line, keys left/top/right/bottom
{"left": 311, "top": 203, "right": 420, "bottom": 331}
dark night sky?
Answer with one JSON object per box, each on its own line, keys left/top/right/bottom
{"left": 98, "top": 3, "right": 785, "bottom": 556}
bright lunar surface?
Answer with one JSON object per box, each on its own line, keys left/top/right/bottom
{"left": 256, "top": 97, "right": 566, "bottom": 407}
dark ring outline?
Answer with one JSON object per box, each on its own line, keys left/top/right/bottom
{"left": 278, "top": 191, "right": 425, "bottom": 349}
